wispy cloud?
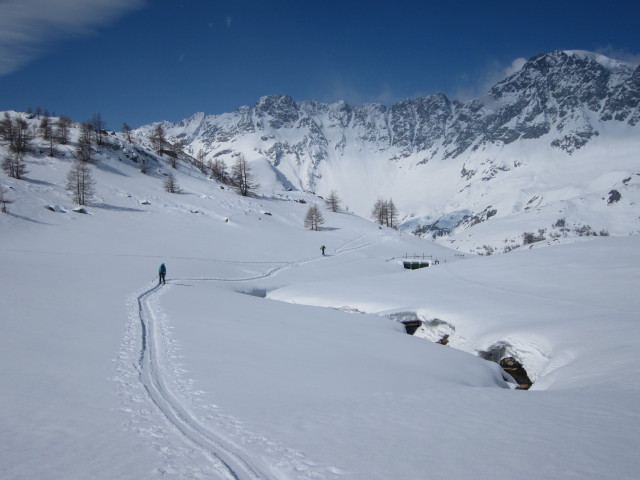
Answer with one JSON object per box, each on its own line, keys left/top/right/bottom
{"left": 226, "top": 15, "right": 232, "bottom": 29}
{"left": 503, "top": 57, "right": 528, "bottom": 77}
{"left": 321, "top": 76, "right": 366, "bottom": 106}
{"left": 596, "top": 45, "right": 640, "bottom": 66}
{"left": 453, "top": 56, "right": 528, "bottom": 101}
{"left": 319, "top": 56, "right": 532, "bottom": 108}
{"left": 0, "top": 0, "right": 146, "bottom": 76}
{"left": 321, "top": 77, "right": 395, "bottom": 107}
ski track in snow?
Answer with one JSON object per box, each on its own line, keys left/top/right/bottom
{"left": 333, "top": 232, "right": 388, "bottom": 254}
{"left": 137, "top": 283, "right": 277, "bottom": 480}
{"left": 117, "top": 233, "right": 387, "bottom": 479}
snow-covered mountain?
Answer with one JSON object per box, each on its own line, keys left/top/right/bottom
{"left": 2, "top": 90, "right": 640, "bottom": 479}
{"left": 137, "top": 50, "right": 640, "bottom": 254}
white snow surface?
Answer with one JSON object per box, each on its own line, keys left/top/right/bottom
{"left": 1, "top": 115, "right": 639, "bottom": 479}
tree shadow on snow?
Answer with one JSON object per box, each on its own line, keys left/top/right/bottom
{"left": 93, "top": 162, "right": 129, "bottom": 177}
{"left": 93, "top": 203, "right": 145, "bottom": 213}
{"left": 6, "top": 213, "right": 52, "bottom": 225}
{"left": 23, "top": 178, "right": 56, "bottom": 187}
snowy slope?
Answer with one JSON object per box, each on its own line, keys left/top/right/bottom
{"left": 1, "top": 107, "right": 639, "bottom": 479}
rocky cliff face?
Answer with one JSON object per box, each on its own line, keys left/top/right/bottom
{"left": 137, "top": 50, "right": 640, "bottom": 250}
{"left": 155, "top": 51, "right": 638, "bottom": 165}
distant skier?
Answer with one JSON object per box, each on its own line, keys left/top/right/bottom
{"left": 320, "top": 245, "right": 326, "bottom": 256}
{"left": 159, "top": 263, "right": 166, "bottom": 284}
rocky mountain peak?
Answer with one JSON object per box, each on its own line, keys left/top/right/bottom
{"left": 143, "top": 50, "right": 638, "bottom": 168}
{"left": 135, "top": 50, "right": 639, "bottom": 241}
{"left": 254, "top": 95, "right": 300, "bottom": 129}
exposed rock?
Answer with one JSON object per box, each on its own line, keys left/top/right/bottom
{"left": 401, "top": 320, "right": 422, "bottom": 335}
{"left": 499, "top": 357, "right": 533, "bottom": 390}
{"left": 45, "top": 205, "right": 66, "bottom": 213}
{"left": 459, "top": 206, "right": 497, "bottom": 229}
{"left": 478, "top": 342, "right": 534, "bottom": 389}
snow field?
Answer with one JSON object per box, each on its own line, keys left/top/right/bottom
{"left": 1, "top": 116, "right": 639, "bottom": 479}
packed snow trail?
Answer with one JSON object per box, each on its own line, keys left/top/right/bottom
{"left": 127, "top": 233, "right": 388, "bottom": 478}
{"left": 136, "top": 283, "right": 276, "bottom": 480}
{"left": 333, "top": 233, "right": 384, "bottom": 254}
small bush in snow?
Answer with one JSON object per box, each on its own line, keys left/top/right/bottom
{"left": 574, "top": 224, "right": 593, "bottom": 236}
{"left": 523, "top": 231, "right": 545, "bottom": 245}
{"left": 553, "top": 218, "right": 566, "bottom": 228}
{"left": 479, "top": 245, "right": 495, "bottom": 256}
{"left": 607, "top": 190, "right": 621, "bottom": 204}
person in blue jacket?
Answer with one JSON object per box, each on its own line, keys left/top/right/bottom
{"left": 159, "top": 263, "right": 166, "bottom": 284}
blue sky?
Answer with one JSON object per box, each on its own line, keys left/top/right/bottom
{"left": 0, "top": 0, "right": 638, "bottom": 129}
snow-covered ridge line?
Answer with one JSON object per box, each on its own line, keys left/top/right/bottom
{"left": 131, "top": 49, "right": 639, "bottom": 253}
{"left": 562, "top": 49, "right": 639, "bottom": 69}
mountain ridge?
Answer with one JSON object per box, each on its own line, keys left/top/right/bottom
{"left": 151, "top": 50, "right": 639, "bottom": 155}
{"left": 131, "top": 50, "right": 640, "bottom": 252}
